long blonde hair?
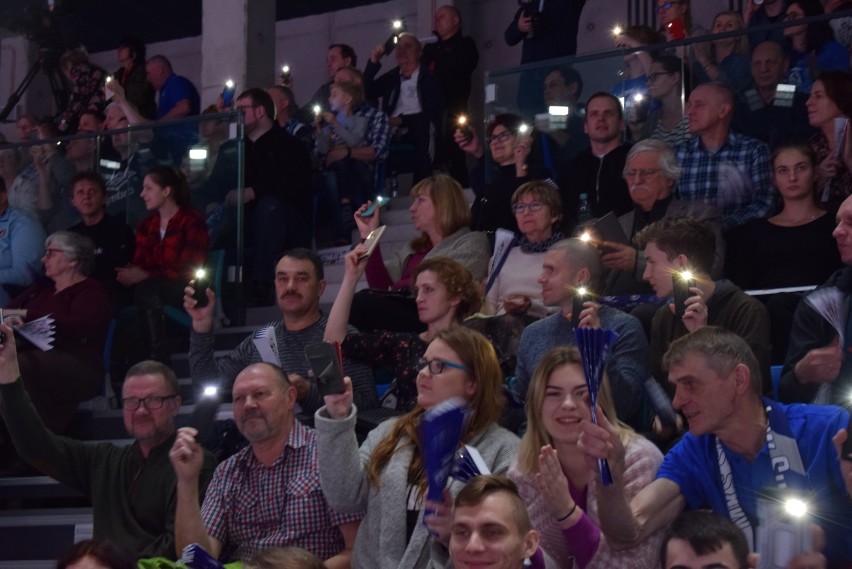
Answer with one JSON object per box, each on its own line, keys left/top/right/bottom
{"left": 409, "top": 174, "right": 471, "bottom": 252}
{"left": 517, "top": 346, "right": 637, "bottom": 474}
{"left": 366, "top": 326, "right": 504, "bottom": 491}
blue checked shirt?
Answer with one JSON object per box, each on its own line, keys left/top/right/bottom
{"left": 674, "top": 132, "right": 775, "bottom": 230}
{"left": 354, "top": 102, "right": 390, "bottom": 161}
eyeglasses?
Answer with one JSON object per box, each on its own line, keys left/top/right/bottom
{"left": 487, "top": 130, "right": 514, "bottom": 144}
{"left": 44, "top": 248, "right": 70, "bottom": 258}
{"left": 647, "top": 72, "right": 674, "bottom": 83}
{"left": 512, "top": 201, "right": 545, "bottom": 214}
{"left": 417, "top": 357, "right": 470, "bottom": 374}
{"left": 624, "top": 168, "right": 661, "bottom": 179}
{"left": 122, "top": 395, "right": 179, "bottom": 410}
{"left": 657, "top": 1, "right": 681, "bottom": 13}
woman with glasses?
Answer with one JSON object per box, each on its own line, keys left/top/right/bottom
{"left": 326, "top": 251, "right": 481, "bottom": 413}
{"left": 725, "top": 141, "right": 842, "bottom": 362}
{"left": 642, "top": 55, "right": 691, "bottom": 146}
{"left": 656, "top": 0, "right": 694, "bottom": 40}
{"left": 315, "top": 325, "right": 519, "bottom": 569}
{"left": 508, "top": 346, "right": 663, "bottom": 569}
{"left": 455, "top": 113, "right": 552, "bottom": 236}
{"left": 3, "top": 231, "right": 111, "bottom": 436}
{"left": 692, "top": 12, "right": 751, "bottom": 94}
{"left": 784, "top": 0, "right": 850, "bottom": 94}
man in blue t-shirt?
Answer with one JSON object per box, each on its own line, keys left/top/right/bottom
{"left": 580, "top": 327, "right": 852, "bottom": 567}
{"left": 143, "top": 55, "right": 201, "bottom": 160}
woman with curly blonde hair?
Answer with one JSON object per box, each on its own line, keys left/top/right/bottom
{"left": 315, "top": 326, "right": 519, "bottom": 569}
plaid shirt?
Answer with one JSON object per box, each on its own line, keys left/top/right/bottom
{"left": 674, "top": 132, "right": 774, "bottom": 230}
{"left": 132, "top": 206, "right": 208, "bottom": 280}
{"left": 201, "top": 420, "right": 362, "bottom": 562}
{"left": 354, "top": 102, "right": 390, "bottom": 161}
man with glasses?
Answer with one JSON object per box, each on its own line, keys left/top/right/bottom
{"left": 169, "top": 362, "right": 360, "bottom": 563}
{"left": 512, "top": 238, "right": 648, "bottom": 429}
{"left": 0, "top": 351, "right": 214, "bottom": 558}
{"left": 600, "top": 139, "right": 723, "bottom": 298}
{"left": 557, "top": 92, "right": 633, "bottom": 230}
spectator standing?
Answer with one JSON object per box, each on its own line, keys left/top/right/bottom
{"left": 674, "top": 83, "right": 775, "bottom": 230}
{"left": 113, "top": 37, "right": 156, "bottom": 120}
{"left": 744, "top": 0, "right": 792, "bottom": 50}
{"left": 422, "top": 5, "right": 479, "bottom": 185}
{"left": 169, "top": 363, "right": 360, "bottom": 564}
{"left": 365, "top": 33, "right": 444, "bottom": 185}
{"left": 537, "top": 66, "right": 588, "bottom": 165}
{"left": 56, "top": 50, "right": 106, "bottom": 133}
{"left": 783, "top": 0, "right": 851, "bottom": 94}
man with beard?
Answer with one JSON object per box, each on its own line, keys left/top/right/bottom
{"left": 169, "top": 362, "right": 361, "bottom": 563}
{"left": 185, "top": 247, "right": 377, "bottom": 416}
{"left": 556, "top": 92, "right": 633, "bottom": 230}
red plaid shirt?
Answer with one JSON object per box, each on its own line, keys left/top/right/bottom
{"left": 132, "top": 206, "right": 208, "bottom": 280}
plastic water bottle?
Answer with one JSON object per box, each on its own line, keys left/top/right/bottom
{"left": 578, "top": 193, "right": 593, "bottom": 223}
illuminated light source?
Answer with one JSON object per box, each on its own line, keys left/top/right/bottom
{"left": 202, "top": 385, "right": 218, "bottom": 398}
{"left": 612, "top": 25, "right": 623, "bottom": 36}
{"left": 99, "top": 159, "right": 121, "bottom": 170}
{"left": 580, "top": 231, "right": 592, "bottom": 243}
{"left": 281, "top": 65, "right": 290, "bottom": 74}
{"left": 678, "top": 270, "right": 694, "bottom": 282}
{"left": 784, "top": 498, "right": 808, "bottom": 518}
{"left": 518, "top": 123, "right": 530, "bottom": 135}
{"left": 225, "top": 79, "right": 234, "bottom": 89}
{"left": 633, "top": 93, "right": 644, "bottom": 103}
{"left": 195, "top": 268, "right": 208, "bottom": 280}
{"left": 576, "top": 286, "right": 588, "bottom": 297}
{"left": 189, "top": 148, "right": 208, "bottom": 161}
{"left": 457, "top": 115, "right": 467, "bottom": 126}
{"left": 313, "top": 104, "right": 322, "bottom": 116}
{"left": 548, "top": 105, "right": 570, "bottom": 116}
{"left": 392, "top": 19, "right": 403, "bottom": 29}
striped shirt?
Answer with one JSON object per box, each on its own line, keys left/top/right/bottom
{"left": 201, "top": 420, "right": 362, "bottom": 561}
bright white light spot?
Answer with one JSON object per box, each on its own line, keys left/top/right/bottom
{"left": 548, "top": 106, "right": 570, "bottom": 116}
{"left": 189, "top": 148, "right": 208, "bottom": 161}
{"left": 784, "top": 498, "right": 807, "bottom": 518}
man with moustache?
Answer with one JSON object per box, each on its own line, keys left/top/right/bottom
{"left": 557, "top": 92, "right": 633, "bottom": 230}
{"left": 169, "top": 363, "right": 360, "bottom": 563}
{"left": 185, "top": 247, "right": 377, "bottom": 416}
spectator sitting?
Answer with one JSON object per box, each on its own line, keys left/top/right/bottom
{"left": 266, "top": 85, "right": 313, "bottom": 149}
{"left": 783, "top": 0, "right": 851, "bottom": 94}
{"left": 536, "top": 66, "right": 589, "bottom": 165}
{"left": 314, "top": 81, "right": 372, "bottom": 224}
{"left": 744, "top": 0, "right": 792, "bottom": 50}
{"left": 513, "top": 238, "right": 648, "bottom": 429}
{"left": 365, "top": 32, "right": 444, "bottom": 185}
{"left": 315, "top": 326, "right": 520, "bottom": 569}
{"left": 612, "top": 25, "right": 664, "bottom": 142}
{"left": 0, "top": 175, "right": 45, "bottom": 306}
{"left": 244, "top": 547, "right": 325, "bottom": 569}
{"left": 660, "top": 511, "right": 752, "bottom": 569}
{"left": 56, "top": 49, "right": 106, "bottom": 133}
{"left": 459, "top": 113, "right": 552, "bottom": 236}
{"left": 113, "top": 37, "right": 156, "bottom": 120}
{"left": 56, "top": 539, "right": 136, "bottom": 569}
{"left": 674, "top": 82, "right": 775, "bottom": 230}
{"left": 557, "top": 92, "right": 634, "bottom": 229}
{"left": 692, "top": 12, "right": 752, "bottom": 94}
{"left": 185, "top": 247, "right": 378, "bottom": 416}
{"left": 642, "top": 55, "right": 692, "bottom": 146}
{"left": 64, "top": 109, "right": 105, "bottom": 173}
{"left": 635, "top": 217, "right": 771, "bottom": 398}
{"left": 732, "top": 40, "right": 816, "bottom": 146}
{"left": 579, "top": 326, "right": 852, "bottom": 567}
{"left": 26, "top": 121, "right": 75, "bottom": 231}
{"left": 351, "top": 174, "right": 489, "bottom": 333}
{"left": 68, "top": 171, "right": 136, "bottom": 310}
{"left": 169, "top": 363, "right": 360, "bottom": 563}
{"left": 601, "top": 139, "right": 723, "bottom": 299}
{"left": 725, "top": 141, "right": 842, "bottom": 363}
{"left": 112, "top": 166, "right": 208, "bottom": 383}
{"left": 806, "top": 71, "right": 852, "bottom": 211}
{"left": 0, "top": 146, "right": 39, "bottom": 219}
{"left": 482, "top": 181, "right": 565, "bottom": 319}
{"left": 3, "top": 231, "right": 111, "bottom": 436}
{"left": 779, "top": 193, "right": 852, "bottom": 405}
{"left": 326, "top": 251, "right": 481, "bottom": 413}
{"left": 302, "top": 44, "right": 357, "bottom": 118}
{"left": 508, "top": 346, "right": 664, "bottom": 568}
{"left": 449, "top": 475, "right": 542, "bottom": 569}
{"left": 0, "top": 356, "right": 214, "bottom": 556}
{"left": 15, "top": 114, "right": 38, "bottom": 142}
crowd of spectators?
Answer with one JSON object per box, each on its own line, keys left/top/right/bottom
{"left": 1, "top": 4, "right": 852, "bottom": 569}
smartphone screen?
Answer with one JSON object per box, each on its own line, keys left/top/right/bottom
{"left": 305, "top": 342, "right": 345, "bottom": 397}
{"left": 672, "top": 275, "right": 695, "bottom": 319}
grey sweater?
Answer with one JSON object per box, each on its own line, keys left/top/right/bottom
{"left": 314, "top": 405, "right": 520, "bottom": 569}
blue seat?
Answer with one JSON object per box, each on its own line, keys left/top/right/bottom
{"left": 164, "top": 249, "right": 225, "bottom": 328}
{"left": 770, "top": 364, "right": 782, "bottom": 400}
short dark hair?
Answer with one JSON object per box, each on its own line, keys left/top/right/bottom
{"left": 486, "top": 113, "right": 524, "bottom": 138}
{"left": 329, "top": 43, "right": 357, "bottom": 68}
{"left": 547, "top": 65, "right": 584, "bottom": 99}
{"left": 663, "top": 326, "right": 763, "bottom": 397}
{"left": 268, "top": 84, "right": 296, "bottom": 107}
{"left": 57, "top": 539, "right": 135, "bottom": 569}
{"left": 634, "top": 217, "right": 716, "bottom": 276}
{"left": 70, "top": 171, "right": 107, "bottom": 197}
{"left": 118, "top": 37, "right": 146, "bottom": 65}
{"left": 661, "top": 510, "right": 750, "bottom": 569}
{"left": 79, "top": 109, "right": 106, "bottom": 126}
{"left": 145, "top": 165, "right": 190, "bottom": 208}
{"left": 237, "top": 88, "right": 275, "bottom": 123}
{"left": 124, "top": 360, "right": 179, "bottom": 395}
{"left": 585, "top": 91, "right": 624, "bottom": 120}
{"left": 278, "top": 247, "right": 324, "bottom": 281}
{"left": 817, "top": 70, "right": 852, "bottom": 118}
{"left": 454, "top": 475, "right": 532, "bottom": 534}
